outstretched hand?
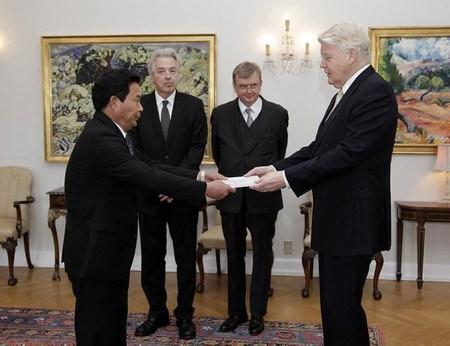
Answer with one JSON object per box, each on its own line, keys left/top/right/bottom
{"left": 205, "top": 171, "right": 227, "bottom": 182}
{"left": 245, "top": 165, "right": 274, "bottom": 177}
{"left": 250, "top": 171, "right": 286, "bottom": 192}
{"left": 158, "top": 194, "right": 173, "bottom": 203}
{"left": 205, "top": 180, "right": 235, "bottom": 200}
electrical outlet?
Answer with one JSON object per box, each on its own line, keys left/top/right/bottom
{"left": 283, "top": 240, "right": 293, "bottom": 255}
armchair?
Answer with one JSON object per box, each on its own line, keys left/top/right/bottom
{"left": 196, "top": 199, "right": 273, "bottom": 296}
{"left": 299, "top": 201, "right": 383, "bottom": 300}
{"left": 0, "top": 166, "right": 34, "bottom": 285}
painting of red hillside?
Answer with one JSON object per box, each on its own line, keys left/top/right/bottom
{"left": 370, "top": 27, "right": 450, "bottom": 153}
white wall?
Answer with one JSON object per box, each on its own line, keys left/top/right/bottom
{"left": 1, "top": 0, "right": 449, "bottom": 282}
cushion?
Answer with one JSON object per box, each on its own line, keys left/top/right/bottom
{"left": 0, "top": 217, "right": 18, "bottom": 242}
{"left": 198, "top": 224, "right": 253, "bottom": 250}
{"left": 0, "top": 166, "right": 32, "bottom": 221}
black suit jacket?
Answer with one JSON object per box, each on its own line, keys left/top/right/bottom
{"left": 62, "top": 111, "right": 206, "bottom": 281}
{"left": 130, "top": 91, "right": 207, "bottom": 213}
{"left": 274, "top": 66, "right": 397, "bottom": 256}
{"left": 211, "top": 97, "right": 288, "bottom": 214}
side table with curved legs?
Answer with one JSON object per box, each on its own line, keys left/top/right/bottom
{"left": 395, "top": 201, "right": 450, "bottom": 289}
{"left": 46, "top": 187, "right": 66, "bottom": 281}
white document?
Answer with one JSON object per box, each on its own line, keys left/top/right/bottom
{"left": 223, "top": 175, "right": 259, "bottom": 188}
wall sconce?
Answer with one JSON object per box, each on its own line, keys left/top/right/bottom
{"left": 434, "top": 144, "right": 450, "bottom": 203}
{"left": 263, "top": 19, "right": 313, "bottom": 75}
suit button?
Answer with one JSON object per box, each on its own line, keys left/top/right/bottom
{"left": 164, "top": 155, "right": 169, "bottom": 160}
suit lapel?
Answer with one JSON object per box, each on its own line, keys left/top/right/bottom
{"left": 245, "top": 97, "right": 272, "bottom": 154}
{"left": 232, "top": 100, "right": 247, "bottom": 153}
{"left": 142, "top": 91, "right": 166, "bottom": 144}
{"left": 313, "top": 66, "right": 375, "bottom": 151}
{"left": 166, "top": 92, "right": 184, "bottom": 145}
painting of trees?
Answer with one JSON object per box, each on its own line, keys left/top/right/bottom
{"left": 371, "top": 27, "right": 450, "bottom": 153}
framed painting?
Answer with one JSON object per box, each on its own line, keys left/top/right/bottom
{"left": 370, "top": 27, "right": 450, "bottom": 154}
{"left": 41, "top": 34, "right": 216, "bottom": 163}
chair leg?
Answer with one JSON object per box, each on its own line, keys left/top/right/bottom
{"left": 372, "top": 251, "right": 383, "bottom": 300}
{"left": 195, "top": 244, "right": 206, "bottom": 293}
{"left": 215, "top": 249, "right": 222, "bottom": 275}
{"left": 301, "top": 250, "right": 313, "bottom": 298}
{"left": 23, "top": 231, "right": 34, "bottom": 269}
{"left": 309, "top": 255, "right": 314, "bottom": 279}
{"left": 2, "top": 238, "right": 18, "bottom": 286}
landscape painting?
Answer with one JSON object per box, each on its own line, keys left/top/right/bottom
{"left": 370, "top": 27, "right": 450, "bottom": 154}
{"left": 41, "top": 34, "right": 216, "bottom": 163}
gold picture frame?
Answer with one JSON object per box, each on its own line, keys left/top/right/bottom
{"left": 370, "top": 27, "right": 450, "bottom": 154}
{"left": 41, "top": 34, "right": 216, "bottom": 163}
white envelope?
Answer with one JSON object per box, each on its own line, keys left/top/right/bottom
{"left": 223, "top": 176, "right": 258, "bottom": 188}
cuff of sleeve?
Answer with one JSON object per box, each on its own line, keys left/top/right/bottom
{"left": 282, "top": 170, "right": 291, "bottom": 189}
{"left": 197, "top": 170, "right": 206, "bottom": 182}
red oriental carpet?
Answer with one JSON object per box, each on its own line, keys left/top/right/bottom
{"left": 0, "top": 306, "right": 385, "bottom": 345}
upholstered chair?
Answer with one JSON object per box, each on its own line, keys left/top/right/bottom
{"left": 196, "top": 199, "right": 273, "bottom": 296}
{"left": 0, "top": 166, "right": 34, "bottom": 285}
{"left": 299, "top": 200, "right": 383, "bottom": 300}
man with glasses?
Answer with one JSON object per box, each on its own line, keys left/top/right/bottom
{"left": 211, "top": 61, "right": 288, "bottom": 336}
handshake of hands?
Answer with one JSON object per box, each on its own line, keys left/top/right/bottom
{"left": 204, "top": 166, "right": 286, "bottom": 200}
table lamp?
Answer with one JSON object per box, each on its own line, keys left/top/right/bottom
{"left": 434, "top": 144, "right": 450, "bottom": 203}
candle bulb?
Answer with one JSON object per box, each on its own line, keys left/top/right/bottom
{"left": 285, "top": 19, "right": 290, "bottom": 32}
{"left": 305, "top": 42, "right": 310, "bottom": 55}
{"left": 265, "top": 43, "right": 271, "bottom": 56}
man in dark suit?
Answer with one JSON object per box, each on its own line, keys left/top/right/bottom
{"left": 63, "top": 69, "right": 233, "bottom": 346}
{"left": 131, "top": 48, "right": 207, "bottom": 340}
{"left": 211, "top": 61, "right": 288, "bottom": 336}
{"left": 248, "top": 23, "right": 398, "bottom": 345}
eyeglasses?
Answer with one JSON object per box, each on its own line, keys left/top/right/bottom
{"left": 236, "top": 83, "right": 260, "bottom": 91}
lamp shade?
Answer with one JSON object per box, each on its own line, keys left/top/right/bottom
{"left": 434, "top": 144, "right": 450, "bottom": 172}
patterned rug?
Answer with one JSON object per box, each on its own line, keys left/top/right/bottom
{"left": 0, "top": 307, "right": 385, "bottom": 345}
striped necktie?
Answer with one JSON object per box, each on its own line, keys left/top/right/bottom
{"left": 125, "top": 134, "right": 134, "bottom": 156}
{"left": 245, "top": 108, "right": 254, "bottom": 127}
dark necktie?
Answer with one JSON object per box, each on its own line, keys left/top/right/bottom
{"left": 161, "top": 100, "right": 170, "bottom": 139}
{"left": 125, "top": 134, "right": 134, "bottom": 156}
{"left": 245, "top": 108, "right": 254, "bottom": 127}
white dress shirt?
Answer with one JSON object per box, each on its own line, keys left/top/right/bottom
{"left": 155, "top": 90, "right": 176, "bottom": 120}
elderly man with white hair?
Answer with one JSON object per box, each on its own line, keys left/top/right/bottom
{"left": 131, "top": 48, "right": 208, "bottom": 340}
{"left": 247, "top": 22, "right": 398, "bottom": 345}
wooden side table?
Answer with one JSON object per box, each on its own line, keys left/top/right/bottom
{"left": 46, "top": 187, "right": 66, "bottom": 280}
{"left": 395, "top": 201, "right": 450, "bottom": 289}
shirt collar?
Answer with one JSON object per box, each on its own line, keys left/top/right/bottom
{"left": 155, "top": 90, "right": 176, "bottom": 106}
{"left": 341, "top": 64, "right": 370, "bottom": 94}
{"left": 112, "top": 120, "right": 127, "bottom": 138}
{"left": 238, "top": 96, "right": 262, "bottom": 115}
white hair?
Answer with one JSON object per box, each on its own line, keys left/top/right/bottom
{"left": 147, "top": 47, "right": 181, "bottom": 74}
{"left": 318, "top": 22, "right": 370, "bottom": 63}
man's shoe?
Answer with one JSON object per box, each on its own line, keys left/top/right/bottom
{"left": 135, "top": 315, "right": 170, "bottom": 337}
{"left": 176, "top": 318, "right": 196, "bottom": 340}
{"left": 218, "top": 314, "right": 248, "bottom": 332}
{"left": 249, "top": 316, "right": 264, "bottom": 336}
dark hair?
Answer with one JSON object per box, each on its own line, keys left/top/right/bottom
{"left": 91, "top": 69, "right": 141, "bottom": 111}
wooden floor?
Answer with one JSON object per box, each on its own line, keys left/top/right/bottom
{"left": 1, "top": 267, "right": 450, "bottom": 345}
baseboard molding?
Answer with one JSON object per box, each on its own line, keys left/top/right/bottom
{"left": 2, "top": 250, "right": 450, "bottom": 283}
